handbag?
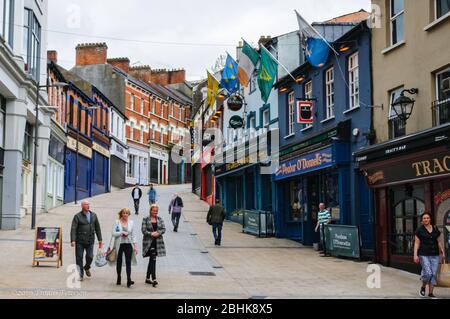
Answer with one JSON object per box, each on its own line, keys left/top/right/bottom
{"left": 106, "top": 228, "right": 117, "bottom": 263}
{"left": 437, "top": 259, "right": 450, "bottom": 288}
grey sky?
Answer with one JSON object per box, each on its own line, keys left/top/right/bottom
{"left": 48, "top": 0, "right": 371, "bottom": 81}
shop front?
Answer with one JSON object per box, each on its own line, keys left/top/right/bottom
{"left": 110, "top": 138, "right": 128, "bottom": 189}
{"left": 149, "top": 147, "right": 169, "bottom": 185}
{"left": 91, "top": 141, "right": 110, "bottom": 197}
{"left": 46, "top": 128, "right": 66, "bottom": 210}
{"left": 201, "top": 145, "right": 215, "bottom": 205}
{"left": 64, "top": 135, "right": 93, "bottom": 204}
{"left": 355, "top": 123, "right": 450, "bottom": 272}
{"left": 274, "top": 142, "right": 350, "bottom": 245}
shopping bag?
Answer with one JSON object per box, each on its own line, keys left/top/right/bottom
{"left": 106, "top": 247, "right": 117, "bottom": 263}
{"left": 95, "top": 250, "right": 108, "bottom": 268}
{"left": 436, "top": 260, "right": 450, "bottom": 288}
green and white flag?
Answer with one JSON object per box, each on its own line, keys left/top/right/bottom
{"left": 237, "top": 40, "right": 259, "bottom": 87}
{"left": 258, "top": 46, "right": 278, "bottom": 103}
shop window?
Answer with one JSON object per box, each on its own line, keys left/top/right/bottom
{"left": 433, "top": 68, "right": 450, "bottom": 126}
{"left": 436, "top": 0, "right": 450, "bottom": 19}
{"left": 57, "top": 166, "right": 63, "bottom": 198}
{"left": 390, "top": 185, "right": 425, "bottom": 256}
{"left": 77, "top": 157, "right": 89, "bottom": 191}
{"left": 390, "top": 0, "right": 405, "bottom": 45}
{"left": 324, "top": 174, "right": 340, "bottom": 220}
{"left": 287, "top": 91, "right": 295, "bottom": 136}
{"left": 47, "top": 161, "right": 53, "bottom": 195}
{"left": 127, "top": 154, "right": 135, "bottom": 178}
{"left": 289, "top": 181, "right": 304, "bottom": 221}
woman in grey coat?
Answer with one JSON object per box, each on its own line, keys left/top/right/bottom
{"left": 142, "top": 204, "right": 166, "bottom": 287}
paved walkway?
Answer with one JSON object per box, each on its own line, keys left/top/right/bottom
{"left": 0, "top": 184, "right": 449, "bottom": 299}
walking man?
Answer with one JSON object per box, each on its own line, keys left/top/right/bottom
{"left": 71, "top": 200, "right": 103, "bottom": 281}
{"left": 168, "top": 194, "right": 184, "bottom": 232}
{"left": 315, "top": 203, "right": 331, "bottom": 255}
{"left": 148, "top": 184, "right": 157, "bottom": 205}
{"left": 206, "top": 199, "right": 226, "bottom": 246}
{"left": 131, "top": 184, "right": 143, "bottom": 215}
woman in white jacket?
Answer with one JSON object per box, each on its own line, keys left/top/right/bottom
{"left": 109, "top": 208, "right": 138, "bottom": 288}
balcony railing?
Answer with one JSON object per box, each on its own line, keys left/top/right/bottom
{"left": 432, "top": 99, "right": 450, "bottom": 126}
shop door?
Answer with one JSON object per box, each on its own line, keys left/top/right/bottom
{"left": 304, "top": 176, "right": 320, "bottom": 246}
{"left": 150, "top": 158, "right": 158, "bottom": 184}
{"left": 389, "top": 185, "right": 424, "bottom": 273}
{"left": 246, "top": 173, "right": 255, "bottom": 210}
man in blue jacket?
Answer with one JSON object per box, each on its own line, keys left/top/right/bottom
{"left": 148, "top": 184, "right": 157, "bottom": 204}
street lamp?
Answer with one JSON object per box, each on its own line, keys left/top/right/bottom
{"left": 392, "top": 88, "right": 419, "bottom": 124}
{"left": 32, "top": 81, "right": 69, "bottom": 230}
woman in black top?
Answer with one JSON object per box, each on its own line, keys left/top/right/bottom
{"left": 414, "top": 213, "right": 445, "bottom": 298}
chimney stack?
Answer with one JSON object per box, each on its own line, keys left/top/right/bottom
{"left": 107, "top": 57, "right": 131, "bottom": 74}
{"left": 76, "top": 43, "right": 108, "bottom": 66}
{"left": 129, "top": 65, "right": 152, "bottom": 84}
{"left": 47, "top": 50, "right": 58, "bottom": 64}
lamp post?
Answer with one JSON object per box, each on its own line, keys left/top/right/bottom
{"left": 392, "top": 88, "right": 419, "bottom": 124}
{"left": 32, "top": 81, "right": 68, "bottom": 230}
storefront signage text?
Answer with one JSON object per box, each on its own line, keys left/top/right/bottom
{"left": 93, "top": 142, "right": 110, "bottom": 158}
{"left": 412, "top": 156, "right": 450, "bottom": 177}
{"left": 67, "top": 137, "right": 92, "bottom": 159}
{"left": 275, "top": 147, "right": 334, "bottom": 181}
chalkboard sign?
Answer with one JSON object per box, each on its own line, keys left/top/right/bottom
{"left": 324, "top": 225, "right": 361, "bottom": 259}
{"left": 32, "top": 227, "right": 63, "bottom": 268}
{"left": 243, "top": 211, "right": 260, "bottom": 236}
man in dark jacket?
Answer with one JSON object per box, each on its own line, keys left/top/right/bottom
{"left": 206, "top": 199, "right": 226, "bottom": 246}
{"left": 131, "top": 184, "right": 143, "bottom": 215}
{"left": 71, "top": 201, "right": 103, "bottom": 281}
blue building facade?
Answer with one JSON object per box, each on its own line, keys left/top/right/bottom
{"left": 274, "top": 22, "right": 375, "bottom": 255}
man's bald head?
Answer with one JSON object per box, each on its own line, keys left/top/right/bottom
{"left": 81, "top": 201, "right": 90, "bottom": 213}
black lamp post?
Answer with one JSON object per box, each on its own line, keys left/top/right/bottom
{"left": 392, "top": 88, "right": 419, "bottom": 124}
{"left": 32, "top": 81, "right": 68, "bottom": 230}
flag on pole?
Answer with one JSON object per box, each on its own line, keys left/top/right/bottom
{"left": 296, "top": 10, "right": 336, "bottom": 68}
{"left": 221, "top": 54, "right": 239, "bottom": 94}
{"left": 237, "top": 40, "right": 260, "bottom": 87}
{"left": 207, "top": 71, "right": 219, "bottom": 106}
{"left": 258, "top": 47, "right": 278, "bottom": 103}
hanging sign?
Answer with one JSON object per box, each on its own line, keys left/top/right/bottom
{"left": 229, "top": 116, "right": 244, "bottom": 129}
{"left": 228, "top": 94, "right": 244, "bottom": 112}
{"left": 32, "top": 227, "right": 63, "bottom": 268}
{"left": 297, "top": 101, "right": 314, "bottom": 124}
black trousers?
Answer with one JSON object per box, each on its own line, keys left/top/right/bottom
{"left": 133, "top": 199, "right": 140, "bottom": 214}
{"left": 75, "top": 243, "right": 94, "bottom": 278}
{"left": 146, "top": 251, "right": 157, "bottom": 280}
{"left": 172, "top": 212, "right": 181, "bottom": 230}
{"left": 117, "top": 244, "right": 133, "bottom": 281}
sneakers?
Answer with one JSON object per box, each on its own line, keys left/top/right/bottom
{"left": 428, "top": 293, "right": 437, "bottom": 299}
{"left": 419, "top": 287, "right": 426, "bottom": 297}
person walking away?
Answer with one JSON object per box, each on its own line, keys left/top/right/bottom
{"left": 131, "top": 184, "right": 143, "bottom": 215}
{"left": 71, "top": 200, "right": 103, "bottom": 281}
{"left": 148, "top": 184, "right": 157, "bottom": 204}
{"left": 315, "top": 203, "right": 331, "bottom": 255}
{"left": 108, "top": 208, "right": 138, "bottom": 288}
{"left": 414, "top": 212, "right": 446, "bottom": 298}
{"left": 207, "top": 199, "right": 226, "bottom": 246}
{"left": 169, "top": 193, "right": 184, "bottom": 232}
{"left": 142, "top": 204, "right": 166, "bottom": 287}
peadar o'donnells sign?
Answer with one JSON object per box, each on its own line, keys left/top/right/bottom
{"left": 229, "top": 116, "right": 244, "bottom": 129}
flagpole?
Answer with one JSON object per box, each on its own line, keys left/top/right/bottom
{"left": 260, "top": 45, "right": 297, "bottom": 82}
{"left": 295, "top": 10, "right": 340, "bottom": 57}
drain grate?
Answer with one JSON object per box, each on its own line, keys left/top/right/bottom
{"left": 189, "top": 272, "right": 216, "bottom": 277}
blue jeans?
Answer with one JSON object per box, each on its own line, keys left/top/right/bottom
{"left": 420, "top": 256, "right": 440, "bottom": 286}
{"left": 212, "top": 224, "right": 223, "bottom": 243}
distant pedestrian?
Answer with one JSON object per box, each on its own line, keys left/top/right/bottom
{"left": 168, "top": 193, "right": 184, "bottom": 232}
{"left": 108, "top": 208, "right": 138, "bottom": 288}
{"left": 414, "top": 212, "right": 446, "bottom": 298}
{"left": 70, "top": 200, "right": 103, "bottom": 281}
{"left": 315, "top": 203, "right": 331, "bottom": 255}
{"left": 131, "top": 184, "right": 143, "bottom": 215}
{"left": 142, "top": 204, "right": 166, "bottom": 288}
{"left": 148, "top": 184, "right": 157, "bottom": 204}
{"left": 207, "top": 199, "right": 226, "bottom": 246}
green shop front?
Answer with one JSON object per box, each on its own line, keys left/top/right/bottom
{"left": 273, "top": 133, "right": 351, "bottom": 245}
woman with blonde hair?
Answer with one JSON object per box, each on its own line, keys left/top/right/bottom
{"left": 108, "top": 208, "right": 138, "bottom": 288}
{"left": 142, "top": 204, "right": 166, "bottom": 287}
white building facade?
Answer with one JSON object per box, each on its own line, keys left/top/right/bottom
{"left": 0, "top": 0, "right": 50, "bottom": 229}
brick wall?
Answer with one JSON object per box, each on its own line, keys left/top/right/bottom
{"left": 76, "top": 43, "right": 108, "bottom": 66}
